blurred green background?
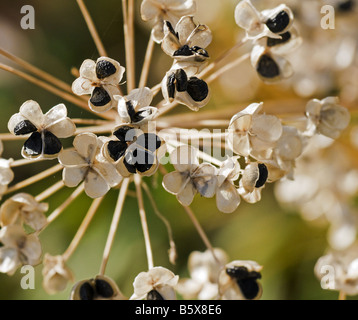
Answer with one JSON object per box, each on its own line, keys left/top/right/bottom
{"left": 0, "top": 0, "right": 350, "bottom": 300}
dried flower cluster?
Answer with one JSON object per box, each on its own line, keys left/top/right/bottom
{"left": 0, "top": 0, "right": 356, "bottom": 300}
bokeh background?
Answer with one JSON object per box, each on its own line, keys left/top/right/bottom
{"left": 0, "top": 0, "right": 356, "bottom": 300}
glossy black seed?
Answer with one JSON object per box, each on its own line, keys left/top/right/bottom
{"left": 107, "top": 140, "right": 127, "bottom": 161}
{"left": 96, "top": 60, "right": 117, "bottom": 79}
{"left": 187, "top": 77, "right": 208, "bottom": 102}
{"left": 338, "top": 0, "right": 354, "bottom": 12}
{"left": 126, "top": 101, "right": 137, "bottom": 122}
{"left": 147, "top": 289, "right": 165, "bottom": 300}
{"left": 43, "top": 131, "right": 62, "bottom": 155}
{"left": 79, "top": 282, "right": 95, "bottom": 300}
{"left": 175, "top": 69, "right": 188, "bottom": 92}
{"left": 136, "top": 133, "right": 161, "bottom": 152}
{"left": 95, "top": 279, "right": 114, "bottom": 298}
{"left": 267, "top": 31, "right": 291, "bottom": 47}
{"left": 266, "top": 11, "right": 290, "bottom": 33}
{"left": 123, "top": 154, "right": 137, "bottom": 174}
{"left": 90, "top": 87, "right": 111, "bottom": 107}
{"left": 226, "top": 266, "right": 250, "bottom": 280}
{"left": 167, "top": 73, "right": 176, "bottom": 99}
{"left": 256, "top": 54, "right": 280, "bottom": 78}
{"left": 165, "top": 21, "right": 178, "bottom": 38}
{"left": 237, "top": 278, "right": 260, "bottom": 300}
{"left": 23, "top": 132, "right": 42, "bottom": 156}
{"left": 113, "top": 125, "right": 135, "bottom": 142}
{"left": 13, "top": 120, "right": 37, "bottom": 136}
{"left": 135, "top": 148, "right": 155, "bottom": 169}
{"left": 132, "top": 109, "right": 149, "bottom": 123}
{"left": 173, "top": 45, "right": 193, "bottom": 57}
{"left": 190, "top": 46, "right": 209, "bottom": 57}
{"left": 255, "top": 163, "right": 268, "bottom": 188}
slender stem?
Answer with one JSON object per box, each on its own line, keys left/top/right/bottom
{"left": 139, "top": 37, "right": 155, "bottom": 88}
{"left": 205, "top": 53, "right": 250, "bottom": 84}
{"left": 134, "top": 174, "right": 154, "bottom": 270}
{"left": 76, "top": 0, "right": 107, "bottom": 57}
{"left": 72, "top": 118, "right": 110, "bottom": 125}
{"left": 45, "top": 183, "right": 85, "bottom": 226}
{"left": 0, "top": 63, "right": 115, "bottom": 120}
{"left": 99, "top": 178, "right": 130, "bottom": 275}
{"left": 35, "top": 180, "right": 65, "bottom": 202}
{"left": 142, "top": 181, "right": 177, "bottom": 264}
{"left": 5, "top": 164, "right": 63, "bottom": 195}
{"left": 63, "top": 196, "right": 104, "bottom": 261}
{"left": 0, "top": 48, "right": 73, "bottom": 94}
{"left": 10, "top": 158, "right": 46, "bottom": 168}
{"left": 182, "top": 205, "right": 220, "bottom": 264}
{"left": 75, "top": 123, "right": 115, "bottom": 135}
{"left": 0, "top": 133, "right": 27, "bottom": 141}
{"left": 151, "top": 83, "right": 161, "bottom": 97}
{"left": 198, "top": 38, "right": 248, "bottom": 79}
{"left": 122, "top": 0, "right": 135, "bottom": 92}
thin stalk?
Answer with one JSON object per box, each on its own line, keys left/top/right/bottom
{"left": 10, "top": 158, "right": 46, "bottom": 168}
{"left": 134, "top": 174, "right": 154, "bottom": 270}
{"left": 338, "top": 291, "right": 347, "bottom": 300}
{"left": 142, "top": 181, "right": 177, "bottom": 264}
{"left": 122, "top": 0, "right": 135, "bottom": 92}
{"left": 75, "top": 123, "right": 115, "bottom": 135}
{"left": 0, "top": 63, "right": 115, "bottom": 120}
{"left": 63, "top": 196, "right": 104, "bottom": 261}
{"left": 205, "top": 53, "right": 250, "bottom": 84}
{"left": 182, "top": 205, "right": 220, "bottom": 265}
{"left": 5, "top": 164, "right": 63, "bottom": 195}
{"left": 139, "top": 37, "right": 155, "bottom": 88}
{"left": 0, "top": 48, "right": 73, "bottom": 94}
{"left": 99, "top": 178, "right": 130, "bottom": 275}
{"left": 76, "top": 0, "right": 107, "bottom": 57}
{"left": 35, "top": 180, "right": 65, "bottom": 202}
{"left": 45, "top": 183, "right": 85, "bottom": 226}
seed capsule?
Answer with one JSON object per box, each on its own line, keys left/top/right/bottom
{"left": 256, "top": 54, "right": 280, "bottom": 78}
{"left": 90, "top": 87, "right": 111, "bottom": 107}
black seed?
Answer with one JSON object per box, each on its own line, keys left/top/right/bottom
{"left": 267, "top": 31, "right": 291, "bottom": 47}
{"left": 79, "top": 282, "right": 95, "bottom": 300}
{"left": 107, "top": 140, "right": 127, "bottom": 161}
{"left": 132, "top": 109, "right": 150, "bottom": 123}
{"left": 43, "top": 131, "right": 62, "bottom": 155}
{"left": 237, "top": 278, "right": 260, "bottom": 300}
{"left": 187, "top": 77, "right": 209, "bottom": 102}
{"left": 173, "top": 45, "right": 193, "bottom": 57}
{"left": 13, "top": 120, "right": 37, "bottom": 136}
{"left": 338, "top": 0, "right": 354, "bottom": 12}
{"left": 90, "top": 87, "right": 111, "bottom": 107}
{"left": 165, "top": 21, "right": 178, "bottom": 38}
{"left": 126, "top": 101, "right": 137, "bottom": 122}
{"left": 167, "top": 73, "right": 176, "bottom": 99}
{"left": 190, "top": 46, "right": 209, "bottom": 58}
{"left": 136, "top": 133, "right": 161, "bottom": 152}
{"left": 256, "top": 54, "right": 280, "bottom": 78}
{"left": 23, "top": 132, "right": 42, "bottom": 156}
{"left": 147, "top": 289, "right": 165, "bottom": 300}
{"left": 113, "top": 125, "right": 135, "bottom": 142}
{"left": 266, "top": 11, "right": 290, "bottom": 33}
{"left": 96, "top": 60, "right": 117, "bottom": 79}
{"left": 255, "top": 163, "right": 268, "bottom": 188}
{"left": 135, "top": 149, "right": 155, "bottom": 173}
{"left": 226, "top": 266, "right": 250, "bottom": 280}
{"left": 175, "top": 69, "right": 188, "bottom": 92}
{"left": 95, "top": 279, "right": 114, "bottom": 298}
{"left": 123, "top": 154, "right": 137, "bottom": 174}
